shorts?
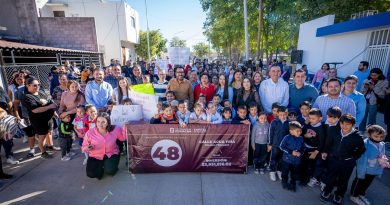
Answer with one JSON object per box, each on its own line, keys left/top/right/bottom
{"left": 30, "top": 118, "right": 54, "bottom": 135}
{"left": 22, "top": 118, "right": 36, "bottom": 137}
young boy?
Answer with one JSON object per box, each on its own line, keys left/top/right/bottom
{"left": 232, "top": 105, "right": 250, "bottom": 125}
{"left": 165, "top": 91, "right": 176, "bottom": 105}
{"left": 59, "top": 114, "right": 75, "bottom": 161}
{"left": 288, "top": 110, "right": 298, "bottom": 121}
{"left": 221, "top": 107, "right": 232, "bottom": 124}
{"left": 150, "top": 103, "right": 178, "bottom": 124}
{"left": 189, "top": 103, "right": 207, "bottom": 124}
{"left": 206, "top": 102, "right": 223, "bottom": 124}
{"left": 320, "top": 114, "right": 365, "bottom": 205}
{"left": 197, "top": 94, "right": 207, "bottom": 109}
{"left": 268, "top": 106, "right": 290, "bottom": 181}
{"left": 267, "top": 102, "right": 281, "bottom": 123}
{"left": 297, "top": 101, "right": 311, "bottom": 129}
{"left": 251, "top": 112, "right": 270, "bottom": 174}
{"left": 279, "top": 121, "right": 305, "bottom": 192}
{"left": 223, "top": 100, "right": 236, "bottom": 118}
{"left": 212, "top": 94, "right": 223, "bottom": 113}
{"left": 248, "top": 102, "right": 258, "bottom": 126}
{"left": 176, "top": 100, "right": 190, "bottom": 127}
{"left": 301, "top": 108, "right": 327, "bottom": 187}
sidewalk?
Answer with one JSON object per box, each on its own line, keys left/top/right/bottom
{"left": 0, "top": 113, "right": 389, "bottom": 205}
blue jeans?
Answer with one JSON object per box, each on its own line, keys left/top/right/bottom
{"left": 359, "top": 104, "right": 377, "bottom": 131}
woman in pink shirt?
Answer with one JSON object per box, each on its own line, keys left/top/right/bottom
{"left": 59, "top": 80, "right": 85, "bottom": 120}
{"left": 312, "top": 63, "right": 329, "bottom": 89}
{"left": 82, "top": 112, "right": 126, "bottom": 179}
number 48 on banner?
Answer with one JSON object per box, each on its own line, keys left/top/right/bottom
{"left": 151, "top": 140, "right": 182, "bottom": 167}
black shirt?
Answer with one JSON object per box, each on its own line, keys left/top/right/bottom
{"left": 22, "top": 91, "right": 54, "bottom": 122}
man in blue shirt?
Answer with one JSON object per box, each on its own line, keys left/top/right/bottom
{"left": 85, "top": 69, "right": 113, "bottom": 112}
{"left": 353, "top": 61, "right": 370, "bottom": 91}
{"left": 342, "top": 75, "right": 366, "bottom": 130}
{"left": 103, "top": 65, "right": 122, "bottom": 89}
{"left": 288, "top": 69, "right": 319, "bottom": 112}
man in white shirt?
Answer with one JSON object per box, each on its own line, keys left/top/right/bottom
{"left": 259, "top": 66, "right": 289, "bottom": 113}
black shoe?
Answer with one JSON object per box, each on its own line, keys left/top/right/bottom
{"left": 46, "top": 146, "right": 61, "bottom": 151}
{"left": 332, "top": 195, "right": 342, "bottom": 205}
{"left": 41, "top": 152, "right": 53, "bottom": 159}
{"left": 27, "top": 152, "right": 35, "bottom": 158}
{"left": 299, "top": 181, "right": 307, "bottom": 186}
{"left": 0, "top": 172, "right": 13, "bottom": 179}
{"left": 288, "top": 183, "right": 296, "bottom": 192}
{"left": 282, "top": 182, "right": 289, "bottom": 190}
{"left": 320, "top": 191, "right": 331, "bottom": 202}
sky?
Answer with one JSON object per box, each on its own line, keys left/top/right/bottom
{"left": 129, "top": 0, "right": 208, "bottom": 50}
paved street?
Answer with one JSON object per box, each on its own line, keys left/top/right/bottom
{"left": 1, "top": 114, "right": 389, "bottom": 205}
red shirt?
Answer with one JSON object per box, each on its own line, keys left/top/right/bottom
{"left": 194, "top": 83, "right": 216, "bottom": 103}
{"left": 267, "top": 114, "right": 276, "bottom": 123}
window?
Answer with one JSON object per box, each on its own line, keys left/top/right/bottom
{"left": 131, "top": 16, "right": 136, "bottom": 28}
{"left": 53, "top": 11, "right": 65, "bottom": 17}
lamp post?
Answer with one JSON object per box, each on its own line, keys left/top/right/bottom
{"left": 144, "top": 0, "right": 151, "bottom": 62}
{"left": 244, "top": 0, "right": 249, "bottom": 61}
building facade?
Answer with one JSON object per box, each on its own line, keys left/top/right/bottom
{"left": 37, "top": 0, "right": 140, "bottom": 65}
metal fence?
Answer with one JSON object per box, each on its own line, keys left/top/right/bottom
{"left": 1, "top": 64, "right": 54, "bottom": 90}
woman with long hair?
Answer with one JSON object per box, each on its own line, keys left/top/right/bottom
{"left": 112, "top": 76, "right": 132, "bottom": 105}
{"left": 252, "top": 71, "right": 263, "bottom": 93}
{"left": 312, "top": 63, "right": 330, "bottom": 89}
{"left": 194, "top": 73, "right": 216, "bottom": 103}
{"left": 59, "top": 80, "right": 86, "bottom": 121}
{"left": 234, "top": 77, "right": 262, "bottom": 110}
{"left": 230, "top": 70, "right": 243, "bottom": 105}
{"left": 216, "top": 74, "right": 234, "bottom": 103}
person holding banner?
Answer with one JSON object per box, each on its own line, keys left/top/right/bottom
{"left": 82, "top": 112, "right": 125, "bottom": 179}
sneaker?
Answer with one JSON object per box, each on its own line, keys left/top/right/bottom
{"left": 332, "top": 195, "right": 343, "bottom": 205}
{"left": 307, "top": 177, "right": 319, "bottom": 187}
{"left": 6, "top": 156, "right": 20, "bottom": 165}
{"left": 27, "top": 149, "right": 35, "bottom": 158}
{"left": 61, "top": 156, "right": 71, "bottom": 161}
{"left": 41, "top": 152, "right": 53, "bottom": 159}
{"left": 0, "top": 172, "right": 13, "bottom": 179}
{"left": 288, "top": 183, "right": 296, "bottom": 192}
{"left": 83, "top": 158, "right": 88, "bottom": 165}
{"left": 320, "top": 182, "right": 326, "bottom": 191}
{"left": 269, "top": 172, "right": 276, "bottom": 181}
{"left": 358, "top": 195, "right": 371, "bottom": 205}
{"left": 67, "top": 152, "right": 76, "bottom": 157}
{"left": 47, "top": 146, "right": 61, "bottom": 151}
{"left": 276, "top": 171, "right": 282, "bottom": 180}
{"left": 254, "top": 169, "right": 259, "bottom": 174}
{"left": 266, "top": 165, "right": 271, "bottom": 171}
{"left": 350, "top": 196, "right": 365, "bottom": 205}
{"left": 22, "top": 136, "right": 28, "bottom": 143}
{"left": 320, "top": 191, "right": 331, "bottom": 202}
{"left": 259, "top": 169, "right": 265, "bottom": 175}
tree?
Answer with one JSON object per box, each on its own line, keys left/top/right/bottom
{"left": 135, "top": 30, "right": 167, "bottom": 61}
{"left": 169, "top": 37, "right": 187, "bottom": 47}
{"left": 193, "top": 42, "right": 209, "bottom": 58}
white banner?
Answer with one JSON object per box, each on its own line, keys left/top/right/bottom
{"left": 167, "top": 47, "right": 190, "bottom": 65}
{"left": 155, "top": 59, "right": 169, "bottom": 74}
{"left": 110, "top": 105, "right": 143, "bottom": 126}
{"left": 129, "top": 90, "right": 159, "bottom": 121}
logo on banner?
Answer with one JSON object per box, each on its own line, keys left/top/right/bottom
{"left": 151, "top": 140, "right": 182, "bottom": 167}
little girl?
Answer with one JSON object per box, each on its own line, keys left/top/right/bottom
{"left": 73, "top": 105, "right": 88, "bottom": 145}
{"left": 350, "top": 125, "right": 389, "bottom": 205}
{"left": 251, "top": 112, "right": 270, "bottom": 174}
{"left": 221, "top": 107, "right": 232, "bottom": 124}
{"left": 189, "top": 102, "right": 207, "bottom": 124}
{"left": 82, "top": 104, "right": 97, "bottom": 165}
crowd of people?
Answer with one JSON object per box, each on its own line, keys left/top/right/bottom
{"left": 1, "top": 58, "right": 390, "bottom": 205}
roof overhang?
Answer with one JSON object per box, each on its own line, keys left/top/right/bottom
{"left": 316, "top": 12, "right": 390, "bottom": 37}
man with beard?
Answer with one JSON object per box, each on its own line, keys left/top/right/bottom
{"left": 353, "top": 61, "right": 370, "bottom": 91}
{"left": 167, "top": 67, "right": 194, "bottom": 109}
{"left": 85, "top": 69, "right": 113, "bottom": 112}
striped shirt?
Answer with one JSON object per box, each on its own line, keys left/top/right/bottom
{"left": 0, "top": 114, "right": 18, "bottom": 141}
{"left": 313, "top": 94, "right": 356, "bottom": 121}
{"left": 153, "top": 81, "right": 168, "bottom": 101}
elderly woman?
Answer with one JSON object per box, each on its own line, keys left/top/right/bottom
{"left": 59, "top": 80, "right": 86, "bottom": 120}
{"left": 82, "top": 112, "right": 126, "bottom": 179}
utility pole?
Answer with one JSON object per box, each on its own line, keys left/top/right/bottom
{"left": 144, "top": 0, "right": 151, "bottom": 62}
{"left": 244, "top": 0, "right": 249, "bottom": 61}
{"left": 256, "top": 0, "right": 263, "bottom": 61}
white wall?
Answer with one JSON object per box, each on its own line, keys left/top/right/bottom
{"left": 38, "top": 0, "right": 139, "bottom": 65}
{"left": 297, "top": 15, "right": 334, "bottom": 74}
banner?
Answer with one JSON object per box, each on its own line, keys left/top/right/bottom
{"left": 126, "top": 124, "right": 249, "bottom": 173}
{"left": 110, "top": 105, "right": 142, "bottom": 126}
{"left": 129, "top": 84, "right": 158, "bottom": 121}
{"left": 167, "top": 47, "right": 190, "bottom": 65}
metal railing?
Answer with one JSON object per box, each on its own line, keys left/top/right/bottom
{"left": 1, "top": 64, "right": 54, "bottom": 90}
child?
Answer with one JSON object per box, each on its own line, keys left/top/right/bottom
{"left": 288, "top": 110, "right": 298, "bottom": 121}
{"left": 320, "top": 114, "right": 365, "bottom": 205}
{"left": 156, "top": 99, "right": 163, "bottom": 113}
{"left": 176, "top": 100, "right": 190, "bottom": 127}
{"left": 189, "top": 102, "right": 207, "bottom": 124}
{"left": 59, "top": 114, "right": 75, "bottom": 161}
{"left": 248, "top": 102, "right": 258, "bottom": 126}
{"left": 197, "top": 94, "right": 207, "bottom": 109}
{"left": 206, "top": 102, "right": 222, "bottom": 124}
{"left": 297, "top": 101, "right": 311, "bottom": 128}
{"left": 223, "top": 99, "right": 236, "bottom": 118}
{"left": 106, "top": 99, "right": 115, "bottom": 115}
{"left": 73, "top": 105, "right": 88, "bottom": 146}
{"left": 268, "top": 106, "right": 290, "bottom": 181}
{"left": 231, "top": 105, "right": 250, "bottom": 125}
{"left": 83, "top": 104, "right": 97, "bottom": 165}
{"left": 121, "top": 98, "right": 133, "bottom": 105}
{"left": 150, "top": 103, "right": 178, "bottom": 124}
{"left": 170, "top": 100, "right": 179, "bottom": 113}
{"left": 279, "top": 121, "right": 305, "bottom": 192}
{"left": 267, "top": 102, "right": 280, "bottom": 123}
{"left": 251, "top": 112, "right": 270, "bottom": 174}
{"left": 221, "top": 107, "right": 232, "bottom": 124}
{"left": 165, "top": 91, "right": 175, "bottom": 105}
{"left": 0, "top": 107, "right": 20, "bottom": 165}
{"left": 212, "top": 94, "right": 223, "bottom": 113}
{"left": 350, "top": 125, "right": 389, "bottom": 205}
{"left": 301, "top": 108, "right": 327, "bottom": 187}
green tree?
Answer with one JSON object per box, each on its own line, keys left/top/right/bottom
{"left": 193, "top": 42, "right": 209, "bottom": 58}
{"left": 169, "top": 37, "right": 187, "bottom": 47}
{"left": 135, "top": 30, "right": 167, "bottom": 61}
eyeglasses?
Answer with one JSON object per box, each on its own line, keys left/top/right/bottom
{"left": 30, "top": 84, "right": 40, "bottom": 87}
